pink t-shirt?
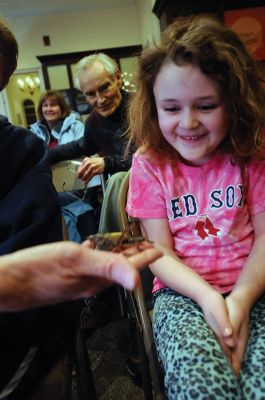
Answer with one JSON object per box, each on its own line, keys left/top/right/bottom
{"left": 126, "top": 151, "right": 265, "bottom": 294}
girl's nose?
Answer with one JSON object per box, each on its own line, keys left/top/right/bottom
{"left": 179, "top": 109, "right": 199, "bottom": 129}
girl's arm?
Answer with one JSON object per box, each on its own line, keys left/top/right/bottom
{"left": 230, "top": 210, "right": 265, "bottom": 307}
{"left": 140, "top": 218, "right": 213, "bottom": 303}
{"left": 225, "top": 211, "right": 265, "bottom": 375}
{"left": 140, "top": 218, "right": 234, "bottom": 352}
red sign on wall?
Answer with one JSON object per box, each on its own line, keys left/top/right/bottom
{"left": 224, "top": 6, "right": 265, "bottom": 60}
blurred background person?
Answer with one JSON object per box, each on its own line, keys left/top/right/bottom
{"left": 31, "top": 89, "right": 84, "bottom": 147}
{"left": 49, "top": 53, "right": 133, "bottom": 181}
{"left": 31, "top": 89, "right": 97, "bottom": 242}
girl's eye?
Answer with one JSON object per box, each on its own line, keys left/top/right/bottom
{"left": 198, "top": 104, "right": 218, "bottom": 111}
{"left": 163, "top": 106, "right": 180, "bottom": 112}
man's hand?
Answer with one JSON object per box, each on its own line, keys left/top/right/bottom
{"left": 0, "top": 241, "right": 162, "bottom": 311}
{"left": 77, "top": 157, "right": 105, "bottom": 183}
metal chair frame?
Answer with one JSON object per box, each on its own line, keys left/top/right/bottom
{"left": 116, "top": 171, "right": 165, "bottom": 400}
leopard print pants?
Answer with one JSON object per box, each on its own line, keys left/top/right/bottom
{"left": 153, "top": 289, "right": 265, "bottom": 400}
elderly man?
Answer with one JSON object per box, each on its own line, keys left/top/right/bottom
{"left": 50, "top": 53, "right": 132, "bottom": 182}
{"left": 50, "top": 53, "right": 133, "bottom": 242}
{"left": 50, "top": 53, "right": 143, "bottom": 382}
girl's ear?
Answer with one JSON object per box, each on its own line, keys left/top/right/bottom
{"left": 115, "top": 71, "right": 122, "bottom": 88}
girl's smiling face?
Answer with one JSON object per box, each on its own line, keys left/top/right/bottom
{"left": 153, "top": 62, "right": 230, "bottom": 166}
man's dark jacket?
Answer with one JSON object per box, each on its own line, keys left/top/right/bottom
{"left": 0, "top": 116, "right": 62, "bottom": 253}
{"left": 0, "top": 116, "right": 70, "bottom": 396}
{"left": 50, "top": 91, "right": 134, "bottom": 171}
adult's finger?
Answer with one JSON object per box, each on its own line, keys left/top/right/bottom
{"left": 128, "top": 248, "right": 163, "bottom": 270}
{"left": 118, "top": 240, "right": 156, "bottom": 257}
{"left": 94, "top": 248, "right": 162, "bottom": 290}
{"left": 96, "top": 248, "right": 162, "bottom": 290}
{"left": 82, "top": 239, "right": 95, "bottom": 249}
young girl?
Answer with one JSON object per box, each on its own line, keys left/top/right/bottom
{"left": 31, "top": 89, "right": 84, "bottom": 147}
{"left": 126, "top": 16, "right": 265, "bottom": 399}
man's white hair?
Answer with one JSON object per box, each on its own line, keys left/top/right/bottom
{"left": 75, "top": 53, "right": 119, "bottom": 89}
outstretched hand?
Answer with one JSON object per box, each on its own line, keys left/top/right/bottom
{"left": 0, "top": 240, "right": 162, "bottom": 311}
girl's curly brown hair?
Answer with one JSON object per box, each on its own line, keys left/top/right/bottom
{"left": 127, "top": 16, "right": 265, "bottom": 164}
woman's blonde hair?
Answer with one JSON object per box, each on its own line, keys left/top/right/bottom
{"left": 128, "top": 16, "right": 265, "bottom": 164}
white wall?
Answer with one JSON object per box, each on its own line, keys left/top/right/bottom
{"left": 5, "top": 5, "right": 141, "bottom": 70}
{"left": 1, "top": 3, "right": 160, "bottom": 124}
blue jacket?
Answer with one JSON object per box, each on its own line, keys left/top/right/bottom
{"left": 30, "top": 112, "right": 84, "bottom": 145}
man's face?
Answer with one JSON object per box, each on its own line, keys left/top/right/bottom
{"left": 79, "top": 61, "right": 122, "bottom": 117}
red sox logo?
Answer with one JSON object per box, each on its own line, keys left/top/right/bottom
{"left": 194, "top": 214, "right": 222, "bottom": 240}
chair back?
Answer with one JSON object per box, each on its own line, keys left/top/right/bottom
{"left": 116, "top": 170, "right": 165, "bottom": 400}
{"left": 52, "top": 159, "right": 103, "bottom": 193}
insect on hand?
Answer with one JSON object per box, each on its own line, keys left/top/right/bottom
{"left": 88, "top": 231, "right": 148, "bottom": 253}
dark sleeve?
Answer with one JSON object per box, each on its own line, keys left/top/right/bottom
{"left": 49, "top": 137, "right": 86, "bottom": 164}
{"left": 103, "top": 141, "right": 136, "bottom": 174}
{"left": 0, "top": 132, "right": 63, "bottom": 255}
{"left": 82, "top": 121, "right": 101, "bottom": 156}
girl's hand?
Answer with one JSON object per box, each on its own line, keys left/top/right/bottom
{"left": 199, "top": 290, "right": 235, "bottom": 363}
{"left": 225, "top": 293, "right": 249, "bottom": 376}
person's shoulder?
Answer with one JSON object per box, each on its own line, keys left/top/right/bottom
{"left": 247, "top": 155, "right": 265, "bottom": 173}
{"left": 0, "top": 116, "right": 46, "bottom": 153}
{"left": 84, "top": 110, "right": 99, "bottom": 129}
{"left": 0, "top": 116, "right": 34, "bottom": 140}
{"left": 133, "top": 148, "right": 166, "bottom": 168}
{"left": 67, "top": 111, "right": 82, "bottom": 122}
{"left": 0, "top": 118, "right": 49, "bottom": 188}
{"left": 30, "top": 120, "right": 47, "bottom": 135}
{"left": 63, "top": 112, "right": 84, "bottom": 129}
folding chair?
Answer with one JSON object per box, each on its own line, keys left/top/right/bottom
{"left": 52, "top": 159, "right": 105, "bottom": 194}
{"left": 52, "top": 159, "right": 107, "bottom": 241}
{"left": 25, "top": 215, "right": 97, "bottom": 400}
{"left": 116, "top": 171, "right": 165, "bottom": 400}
